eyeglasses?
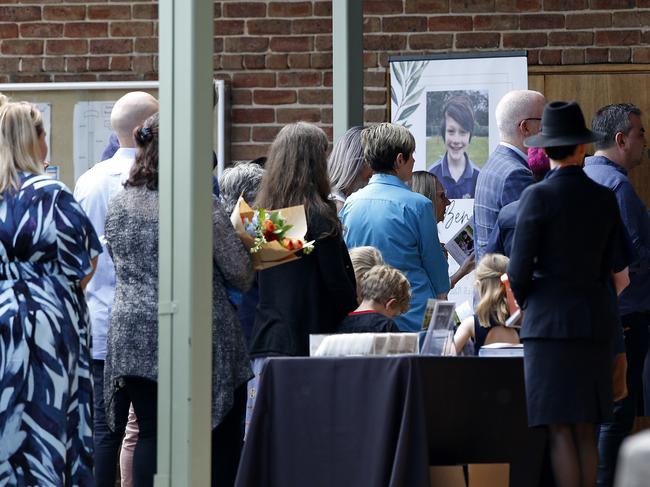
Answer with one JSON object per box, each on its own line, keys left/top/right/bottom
{"left": 520, "top": 117, "right": 541, "bottom": 123}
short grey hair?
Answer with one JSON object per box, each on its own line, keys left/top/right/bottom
{"left": 218, "top": 162, "right": 265, "bottom": 215}
{"left": 592, "top": 103, "right": 642, "bottom": 151}
{"left": 362, "top": 123, "right": 415, "bottom": 173}
{"left": 328, "top": 126, "right": 366, "bottom": 197}
{"left": 495, "top": 90, "right": 545, "bottom": 140}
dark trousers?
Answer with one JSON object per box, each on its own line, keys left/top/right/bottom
{"left": 93, "top": 360, "right": 130, "bottom": 487}
{"left": 597, "top": 313, "right": 650, "bottom": 487}
{"left": 120, "top": 379, "right": 247, "bottom": 487}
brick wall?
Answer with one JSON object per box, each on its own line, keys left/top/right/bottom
{"left": 1, "top": 1, "right": 650, "bottom": 159}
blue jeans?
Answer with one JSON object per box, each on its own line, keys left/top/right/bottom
{"left": 93, "top": 359, "right": 130, "bottom": 487}
{"left": 597, "top": 313, "right": 650, "bottom": 487}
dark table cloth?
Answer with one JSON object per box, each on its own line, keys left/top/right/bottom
{"left": 236, "top": 356, "right": 547, "bottom": 487}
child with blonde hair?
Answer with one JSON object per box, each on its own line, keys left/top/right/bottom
{"left": 338, "top": 264, "right": 410, "bottom": 333}
{"left": 348, "top": 246, "right": 384, "bottom": 302}
{"left": 453, "top": 253, "right": 519, "bottom": 354}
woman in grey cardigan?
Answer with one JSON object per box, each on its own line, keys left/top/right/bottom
{"left": 104, "top": 113, "right": 253, "bottom": 487}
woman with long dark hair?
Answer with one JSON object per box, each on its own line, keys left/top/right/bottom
{"left": 104, "top": 113, "right": 253, "bottom": 486}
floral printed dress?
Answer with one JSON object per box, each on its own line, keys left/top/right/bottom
{"left": 0, "top": 173, "right": 101, "bottom": 486}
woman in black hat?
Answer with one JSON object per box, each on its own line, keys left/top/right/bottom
{"left": 508, "top": 101, "right": 630, "bottom": 487}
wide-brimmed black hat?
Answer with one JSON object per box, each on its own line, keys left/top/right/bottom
{"left": 524, "top": 101, "right": 604, "bottom": 148}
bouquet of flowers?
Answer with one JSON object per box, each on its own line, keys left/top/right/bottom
{"left": 230, "top": 196, "right": 314, "bottom": 270}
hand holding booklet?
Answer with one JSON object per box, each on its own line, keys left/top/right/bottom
{"left": 444, "top": 222, "right": 474, "bottom": 266}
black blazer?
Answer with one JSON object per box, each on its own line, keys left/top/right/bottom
{"left": 249, "top": 212, "right": 357, "bottom": 357}
{"left": 508, "top": 166, "right": 625, "bottom": 341}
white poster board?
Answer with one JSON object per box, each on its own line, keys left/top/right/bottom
{"left": 73, "top": 101, "right": 115, "bottom": 180}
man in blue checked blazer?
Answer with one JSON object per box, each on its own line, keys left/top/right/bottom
{"left": 473, "top": 90, "right": 546, "bottom": 261}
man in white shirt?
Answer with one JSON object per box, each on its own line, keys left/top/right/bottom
{"left": 74, "top": 91, "right": 158, "bottom": 487}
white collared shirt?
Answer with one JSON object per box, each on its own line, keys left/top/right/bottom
{"left": 499, "top": 142, "right": 528, "bottom": 162}
{"left": 74, "top": 147, "right": 137, "bottom": 360}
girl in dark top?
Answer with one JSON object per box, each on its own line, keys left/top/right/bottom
{"left": 338, "top": 264, "right": 410, "bottom": 334}
{"left": 249, "top": 122, "right": 358, "bottom": 357}
{"left": 453, "top": 253, "right": 519, "bottom": 354}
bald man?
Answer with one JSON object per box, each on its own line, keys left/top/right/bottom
{"left": 74, "top": 91, "right": 158, "bottom": 487}
{"left": 473, "top": 89, "right": 546, "bottom": 261}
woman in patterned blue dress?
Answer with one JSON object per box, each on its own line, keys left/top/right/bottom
{"left": 0, "top": 102, "right": 101, "bottom": 486}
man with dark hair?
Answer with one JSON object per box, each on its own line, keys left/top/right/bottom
{"left": 584, "top": 103, "right": 650, "bottom": 487}
{"left": 340, "top": 123, "right": 449, "bottom": 331}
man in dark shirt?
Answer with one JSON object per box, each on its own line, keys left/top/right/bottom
{"left": 584, "top": 103, "right": 650, "bottom": 487}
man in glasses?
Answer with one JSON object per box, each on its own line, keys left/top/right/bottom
{"left": 474, "top": 89, "right": 546, "bottom": 261}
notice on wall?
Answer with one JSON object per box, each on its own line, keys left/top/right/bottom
{"left": 73, "top": 101, "right": 115, "bottom": 181}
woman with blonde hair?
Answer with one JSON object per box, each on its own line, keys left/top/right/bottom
{"left": 453, "top": 253, "right": 519, "bottom": 354}
{"left": 0, "top": 102, "right": 101, "bottom": 485}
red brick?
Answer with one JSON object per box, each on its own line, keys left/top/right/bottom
{"left": 111, "top": 22, "right": 154, "bottom": 37}
{"left": 364, "top": 71, "right": 385, "bottom": 88}
{"left": 632, "top": 47, "right": 650, "bottom": 63}
{"left": 409, "top": 33, "right": 452, "bottom": 50}
{"left": 43, "top": 57, "right": 64, "bottom": 72}
{"left": 277, "top": 108, "right": 320, "bottom": 123}
{"left": 278, "top": 71, "right": 321, "bottom": 87}
{"left": 0, "top": 58, "right": 19, "bottom": 73}
{"left": 495, "top": 0, "right": 541, "bottom": 11}
{"left": 519, "top": 14, "right": 565, "bottom": 30}
{"left": 270, "top": 36, "right": 312, "bottom": 53}
{"left": 314, "top": 35, "right": 332, "bottom": 51}
{"left": 323, "top": 71, "right": 333, "bottom": 87}
{"left": 313, "top": 2, "right": 331, "bottom": 16}
{"left": 527, "top": 49, "right": 539, "bottom": 65}
{"left": 0, "top": 24, "right": 18, "bottom": 39}
{"left": 66, "top": 57, "right": 88, "bottom": 73}
{"left": 404, "top": 0, "right": 448, "bottom": 13}
{"left": 298, "top": 88, "right": 331, "bottom": 104}
{"left": 232, "top": 108, "right": 275, "bottom": 124}
{"left": 428, "top": 16, "right": 473, "bottom": 31}
{"left": 133, "top": 55, "right": 154, "bottom": 74}
{"left": 225, "top": 37, "right": 268, "bottom": 53}
{"left": 221, "top": 54, "right": 243, "bottom": 70}
{"left": 364, "top": 34, "right": 407, "bottom": 51}
{"left": 20, "top": 23, "right": 63, "bottom": 38}
{"left": 46, "top": 39, "right": 88, "bottom": 55}
{"left": 542, "top": 0, "right": 586, "bottom": 10}
{"left": 88, "top": 5, "right": 131, "bottom": 20}
{"left": 1, "top": 39, "right": 43, "bottom": 55}
{"left": 456, "top": 32, "right": 500, "bottom": 49}
{"left": 473, "top": 15, "right": 517, "bottom": 30}
{"left": 88, "top": 56, "right": 110, "bottom": 71}
{"left": 590, "top": 0, "right": 632, "bottom": 8}
{"left": 565, "top": 13, "right": 611, "bottom": 29}
{"left": 585, "top": 48, "right": 608, "bottom": 63}
{"left": 0, "top": 6, "right": 41, "bottom": 22}
{"left": 214, "top": 38, "right": 224, "bottom": 53}
{"left": 643, "top": 31, "right": 650, "bottom": 44}
{"left": 364, "top": 89, "right": 387, "bottom": 105}
{"left": 595, "top": 30, "right": 640, "bottom": 46}
{"left": 610, "top": 48, "right": 631, "bottom": 63}
{"left": 450, "top": 0, "right": 496, "bottom": 13}
{"left": 364, "top": 52, "right": 378, "bottom": 68}
{"left": 269, "top": 2, "right": 312, "bottom": 17}
{"left": 231, "top": 89, "right": 252, "bottom": 105}
{"left": 135, "top": 38, "right": 157, "bottom": 53}
{"left": 266, "top": 54, "right": 289, "bottom": 69}
{"left": 310, "top": 52, "right": 331, "bottom": 69}
{"left": 65, "top": 23, "right": 108, "bottom": 38}
{"left": 91, "top": 39, "right": 133, "bottom": 54}
{"left": 231, "top": 126, "right": 251, "bottom": 143}
{"left": 612, "top": 11, "right": 650, "bottom": 28}
{"left": 562, "top": 49, "right": 585, "bottom": 64}
{"left": 247, "top": 19, "right": 290, "bottom": 35}
{"left": 214, "top": 3, "right": 222, "bottom": 18}
{"left": 363, "top": 0, "right": 403, "bottom": 14}
{"left": 251, "top": 126, "right": 281, "bottom": 142}
{"left": 214, "top": 20, "right": 245, "bottom": 35}
{"left": 10, "top": 74, "right": 52, "bottom": 83}
{"left": 539, "top": 49, "right": 562, "bottom": 65}
{"left": 110, "top": 56, "right": 132, "bottom": 71}
{"left": 253, "top": 89, "right": 297, "bottom": 105}
{"left": 97, "top": 73, "right": 140, "bottom": 82}
{"left": 362, "top": 17, "right": 381, "bottom": 33}
{"left": 233, "top": 72, "right": 276, "bottom": 88}
{"left": 243, "top": 54, "right": 266, "bottom": 69}
{"left": 364, "top": 107, "right": 387, "bottom": 123}
{"left": 20, "top": 58, "right": 42, "bottom": 73}
{"left": 292, "top": 19, "right": 331, "bottom": 34}
{"left": 548, "top": 31, "right": 593, "bottom": 46}
{"left": 231, "top": 144, "right": 270, "bottom": 161}
{"left": 133, "top": 4, "right": 158, "bottom": 19}
{"left": 382, "top": 16, "right": 427, "bottom": 33}
{"left": 502, "top": 32, "right": 547, "bottom": 48}
{"left": 224, "top": 3, "right": 266, "bottom": 18}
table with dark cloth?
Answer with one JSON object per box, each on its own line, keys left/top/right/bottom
{"left": 235, "top": 356, "right": 547, "bottom": 487}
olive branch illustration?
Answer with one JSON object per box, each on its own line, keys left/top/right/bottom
{"left": 390, "top": 60, "right": 426, "bottom": 130}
